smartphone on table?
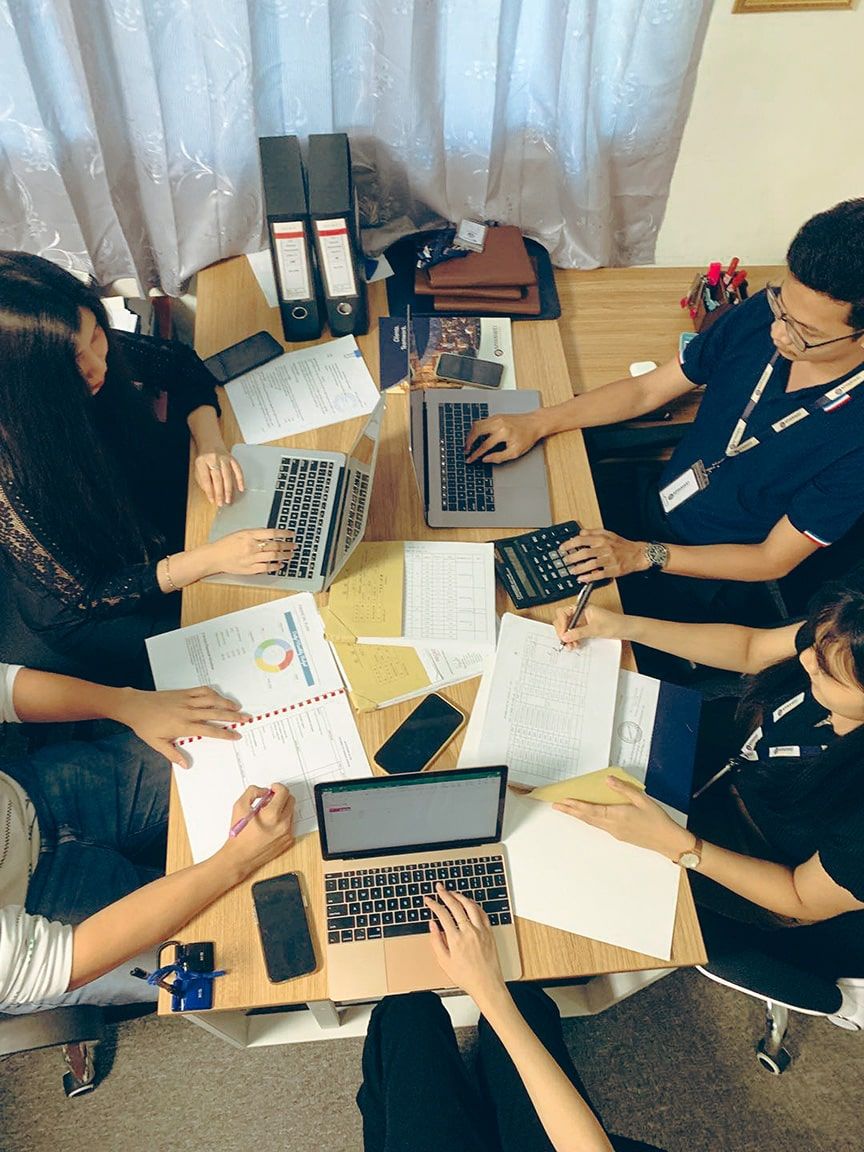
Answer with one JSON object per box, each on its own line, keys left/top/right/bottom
{"left": 203, "top": 330, "right": 284, "bottom": 384}
{"left": 251, "top": 872, "right": 317, "bottom": 982}
{"left": 434, "top": 352, "right": 504, "bottom": 390}
{"left": 373, "top": 693, "right": 467, "bottom": 775}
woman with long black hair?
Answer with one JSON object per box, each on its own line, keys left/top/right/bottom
{"left": 554, "top": 576, "right": 864, "bottom": 1023}
{"left": 0, "top": 251, "right": 292, "bottom": 686}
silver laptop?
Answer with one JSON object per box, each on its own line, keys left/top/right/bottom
{"left": 208, "top": 397, "right": 384, "bottom": 592}
{"left": 409, "top": 386, "right": 552, "bottom": 528}
{"left": 315, "top": 766, "right": 521, "bottom": 1000}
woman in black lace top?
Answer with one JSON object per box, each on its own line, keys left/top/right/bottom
{"left": 0, "top": 252, "right": 293, "bottom": 687}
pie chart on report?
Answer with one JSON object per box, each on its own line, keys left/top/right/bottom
{"left": 254, "top": 638, "right": 295, "bottom": 673}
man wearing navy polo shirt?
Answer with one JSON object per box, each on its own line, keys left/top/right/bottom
{"left": 465, "top": 199, "right": 864, "bottom": 622}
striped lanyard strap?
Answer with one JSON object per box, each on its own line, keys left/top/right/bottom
{"left": 712, "top": 354, "right": 864, "bottom": 474}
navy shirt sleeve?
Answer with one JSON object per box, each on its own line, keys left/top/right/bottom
{"left": 678, "top": 302, "right": 742, "bottom": 388}
{"left": 787, "top": 448, "right": 864, "bottom": 546}
{"left": 818, "top": 831, "right": 864, "bottom": 904}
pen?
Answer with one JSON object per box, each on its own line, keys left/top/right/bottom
{"left": 558, "top": 582, "right": 594, "bottom": 651}
{"left": 229, "top": 788, "right": 275, "bottom": 838}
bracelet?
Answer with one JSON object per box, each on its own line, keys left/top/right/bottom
{"left": 163, "top": 554, "right": 178, "bottom": 593}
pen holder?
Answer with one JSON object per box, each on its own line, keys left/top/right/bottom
{"left": 681, "top": 271, "right": 748, "bottom": 333}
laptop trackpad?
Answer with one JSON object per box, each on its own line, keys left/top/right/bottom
{"left": 384, "top": 936, "right": 453, "bottom": 995}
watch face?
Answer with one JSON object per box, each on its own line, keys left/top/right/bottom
{"left": 679, "top": 851, "right": 700, "bottom": 869}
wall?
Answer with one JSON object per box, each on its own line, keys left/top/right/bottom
{"left": 654, "top": 2, "right": 864, "bottom": 266}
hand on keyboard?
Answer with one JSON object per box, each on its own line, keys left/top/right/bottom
{"left": 464, "top": 410, "right": 543, "bottom": 465}
{"left": 426, "top": 884, "right": 506, "bottom": 1005}
{"left": 204, "top": 528, "right": 295, "bottom": 577}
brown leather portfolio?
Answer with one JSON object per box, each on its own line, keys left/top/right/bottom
{"left": 426, "top": 225, "right": 536, "bottom": 290}
{"left": 414, "top": 269, "right": 522, "bottom": 300}
{"left": 433, "top": 279, "right": 541, "bottom": 316}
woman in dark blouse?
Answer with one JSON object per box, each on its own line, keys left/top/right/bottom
{"left": 553, "top": 576, "right": 864, "bottom": 988}
{"left": 0, "top": 251, "right": 293, "bottom": 687}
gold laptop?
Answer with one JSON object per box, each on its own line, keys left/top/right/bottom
{"left": 315, "top": 766, "right": 521, "bottom": 1000}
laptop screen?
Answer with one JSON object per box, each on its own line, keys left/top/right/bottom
{"left": 315, "top": 766, "right": 507, "bottom": 860}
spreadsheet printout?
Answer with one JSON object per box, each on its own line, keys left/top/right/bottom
{"left": 458, "top": 614, "right": 621, "bottom": 788}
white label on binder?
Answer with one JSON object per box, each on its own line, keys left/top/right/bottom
{"left": 271, "top": 222, "right": 311, "bottom": 301}
{"left": 315, "top": 218, "right": 357, "bottom": 298}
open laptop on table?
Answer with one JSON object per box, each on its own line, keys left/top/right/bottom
{"left": 315, "top": 766, "right": 521, "bottom": 999}
{"left": 404, "top": 310, "right": 551, "bottom": 528}
{"left": 207, "top": 397, "right": 384, "bottom": 592}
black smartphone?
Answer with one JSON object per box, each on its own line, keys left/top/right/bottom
{"left": 251, "top": 872, "right": 317, "bottom": 982}
{"left": 203, "top": 330, "right": 283, "bottom": 384}
{"left": 373, "top": 693, "right": 466, "bottom": 775}
{"left": 435, "top": 352, "right": 504, "bottom": 389}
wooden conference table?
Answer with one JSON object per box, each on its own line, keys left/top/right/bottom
{"left": 159, "top": 256, "right": 706, "bottom": 1044}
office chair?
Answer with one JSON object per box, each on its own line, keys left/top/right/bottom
{"left": 696, "top": 914, "right": 846, "bottom": 1075}
{"left": 0, "top": 1006, "right": 106, "bottom": 1096}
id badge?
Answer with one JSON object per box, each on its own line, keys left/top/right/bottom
{"left": 659, "top": 460, "right": 709, "bottom": 514}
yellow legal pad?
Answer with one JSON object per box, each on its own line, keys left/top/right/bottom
{"left": 529, "top": 767, "right": 646, "bottom": 805}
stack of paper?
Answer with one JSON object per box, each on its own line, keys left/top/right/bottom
{"left": 146, "top": 594, "right": 371, "bottom": 862}
{"left": 324, "top": 540, "right": 496, "bottom": 710}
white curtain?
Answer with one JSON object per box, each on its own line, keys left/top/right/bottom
{"left": 0, "top": 0, "right": 710, "bottom": 294}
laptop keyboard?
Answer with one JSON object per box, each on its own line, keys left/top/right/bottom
{"left": 325, "top": 854, "right": 512, "bottom": 944}
{"left": 267, "top": 457, "right": 334, "bottom": 580}
{"left": 343, "top": 470, "right": 370, "bottom": 550}
{"left": 439, "top": 402, "right": 496, "bottom": 512}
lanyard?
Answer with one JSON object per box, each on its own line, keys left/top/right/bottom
{"left": 706, "top": 353, "right": 864, "bottom": 475}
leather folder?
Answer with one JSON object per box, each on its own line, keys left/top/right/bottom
{"left": 258, "top": 135, "right": 322, "bottom": 342}
{"left": 414, "top": 269, "right": 522, "bottom": 300}
{"left": 307, "top": 133, "right": 369, "bottom": 337}
{"left": 427, "top": 225, "right": 536, "bottom": 290}
{"left": 433, "top": 256, "right": 542, "bottom": 315}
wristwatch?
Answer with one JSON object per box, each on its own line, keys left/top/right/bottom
{"left": 674, "top": 836, "right": 703, "bottom": 870}
{"left": 644, "top": 541, "right": 670, "bottom": 571}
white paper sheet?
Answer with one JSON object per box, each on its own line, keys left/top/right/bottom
{"left": 609, "top": 669, "right": 661, "bottom": 778}
{"left": 458, "top": 614, "right": 621, "bottom": 788}
{"left": 359, "top": 542, "right": 497, "bottom": 651}
{"left": 146, "top": 595, "right": 371, "bottom": 861}
{"left": 246, "top": 249, "right": 278, "bottom": 307}
{"left": 503, "top": 792, "right": 680, "bottom": 960}
{"left": 225, "top": 336, "right": 379, "bottom": 444}
{"left": 147, "top": 594, "right": 341, "bottom": 708}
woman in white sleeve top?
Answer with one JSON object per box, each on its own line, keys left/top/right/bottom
{"left": 0, "top": 662, "right": 294, "bottom": 1013}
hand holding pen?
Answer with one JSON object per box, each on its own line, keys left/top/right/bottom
{"left": 229, "top": 787, "right": 276, "bottom": 838}
{"left": 557, "top": 582, "right": 593, "bottom": 650}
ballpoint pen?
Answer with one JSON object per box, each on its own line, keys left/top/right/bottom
{"left": 558, "top": 581, "right": 594, "bottom": 650}
{"left": 229, "top": 788, "right": 275, "bottom": 838}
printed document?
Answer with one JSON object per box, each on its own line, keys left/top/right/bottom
{"left": 326, "top": 540, "right": 497, "bottom": 650}
{"left": 146, "top": 595, "right": 371, "bottom": 861}
{"left": 458, "top": 614, "right": 621, "bottom": 788}
{"left": 225, "top": 335, "right": 379, "bottom": 443}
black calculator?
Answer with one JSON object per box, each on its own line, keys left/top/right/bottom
{"left": 493, "top": 520, "right": 586, "bottom": 609}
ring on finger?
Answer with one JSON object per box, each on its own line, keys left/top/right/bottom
{"left": 257, "top": 540, "right": 267, "bottom": 552}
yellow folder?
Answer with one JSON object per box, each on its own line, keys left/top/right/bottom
{"left": 528, "top": 767, "right": 645, "bottom": 805}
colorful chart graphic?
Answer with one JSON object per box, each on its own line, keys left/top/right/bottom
{"left": 254, "top": 638, "right": 295, "bottom": 674}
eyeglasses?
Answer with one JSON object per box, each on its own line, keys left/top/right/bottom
{"left": 766, "top": 284, "right": 864, "bottom": 353}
